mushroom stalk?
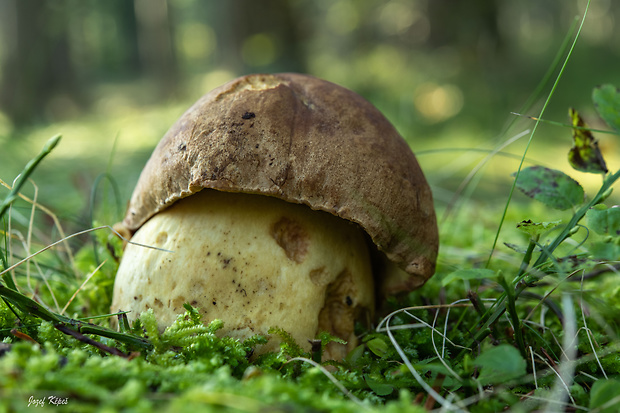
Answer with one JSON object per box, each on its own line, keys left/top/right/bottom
{"left": 112, "top": 190, "right": 374, "bottom": 358}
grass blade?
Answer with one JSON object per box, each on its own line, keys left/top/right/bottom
{"left": 0, "top": 282, "right": 152, "bottom": 350}
{"left": 0, "top": 134, "right": 61, "bottom": 221}
{"left": 1, "top": 135, "right": 61, "bottom": 289}
{"left": 486, "top": 2, "right": 590, "bottom": 268}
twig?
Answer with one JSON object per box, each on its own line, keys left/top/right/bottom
{"left": 54, "top": 323, "right": 129, "bottom": 358}
{"left": 383, "top": 312, "right": 466, "bottom": 412}
{"left": 0, "top": 225, "right": 172, "bottom": 280}
{"left": 11, "top": 328, "right": 38, "bottom": 344}
{"left": 61, "top": 260, "right": 106, "bottom": 315}
{"left": 0, "top": 177, "right": 77, "bottom": 274}
{"left": 579, "top": 272, "right": 608, "bottom": 379}
{"left": 12, "top": 229, "right": 61, "bottom": 312}
{"left": 542, "top": 293, "right": 578, "bottom": 412}
{"left": 0, "top": 283, "right": 152, "bottom": 350}
{"left": 530, "top": 346, "right": 538, "bottom": 389}
{"left": 571, "top": 262, "right": 620, "bottom": 281}
{"left": 287, "top": 357, "right": 368, "bottom": 409}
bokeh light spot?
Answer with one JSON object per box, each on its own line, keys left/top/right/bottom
{"left": 0, "top": 111, "right": 13, "bottom": 139}
{"left": 200, "top": 70, "right": 235, "bottom": 93}
{"left": 178, "top": 23, "right": 216, "bottom": 61}
{"left": 326, "top": 0, "right": 360, "bottom": 34}
{"left": 414, "top": 83, "right": 464, "bottom": 123}
{"left": 378, "top": 1, "right": 415, "bottom": 36}
{"left": 241, "top": 33, "right": 277, "bottom": 67}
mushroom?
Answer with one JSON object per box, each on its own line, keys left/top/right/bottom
{"left": 111, "top": 73, "right": 438, "bottom": 359}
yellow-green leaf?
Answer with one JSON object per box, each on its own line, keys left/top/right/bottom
{"left": 590, "top": 379, "right": 620, "bottom": 413}
{"left": 474, "top": 344, "right": 527, "bottom": 385}
{"left": 568, "top": 108, "right": 608, "bottom": 174}
{"left": 592, "top": 84, "right": 620, "bottom": 133}
{"left": 586, "top": 205, "right": 620, "bottom": 237}
{"left": 516, "top": 219, "right": 562, "bottom": 237}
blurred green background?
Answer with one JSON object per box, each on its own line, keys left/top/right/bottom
{"left": 0, "top": 0, "right": 619, "bottom": 234}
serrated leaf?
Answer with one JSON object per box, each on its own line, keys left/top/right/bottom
{"left": 567, "top": 108, "right": 608, "bottom": 174}
{"left": 513, "top": 166, "right": 584, "bottom": 210}
{"left": 586, "top": 205, "right": 620, "bottom": 236}
{"left": 590, "top": 379, "right": 620, "bottom": 413}
{"left": 516, "top": 219, "right": 562, "bottom": 236}
{"left": 442, "top": 269, "right": 497, "bottom": 286}
{"left": 593, "top": 84, "right": 620, "bottom": 132}
{"left": 473, "top": 345, "right": 526, "bottom": 385}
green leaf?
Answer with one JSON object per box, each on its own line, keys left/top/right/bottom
{"left": 589, "top": 242, "right": 620, "bottom": 260}
{"left": 590, "top": 379, "right": 620, "bottom": 413}
{"left": 593, "top": 84, "right": 620, "bottom": 132}
{"left": 365, "top": 336, "right": 390, "bottom": 358}
{"left": 473, "top": 345, "right": 526, "bottom": 385}
{"left": 513, "top": 166, "right": 584, "bottom": 210}
{"left": 345, "top": 344, "right": 365, "bottom": 366}
{"left": 586, "top": 205, "right": 620, "bottom": 236}
{"left": 413, "top": 361, "right": 453, "bottom": 376}
{"left": 442, "top": 269, "right": 497, "bottom": 286}
{"left": 567, "top": 108, "right": 608, "bottom": 174}
{"left": 516, "top": 219, "right": 562, "bottom": 237}
{"left": 364, "top": 375, "right": 394, "bottom": 396}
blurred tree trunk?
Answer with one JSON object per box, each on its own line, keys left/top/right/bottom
{"left": 133, "top": 0, "right": 177, "bottom": 96}
{"left": 427, "top": 0, "right": 503, "bottom": 59}
{"left": 214, "top": 0, "right": 306, "bottom": 74}
{"left": 0, "top": 0, "right": 81, "bottom": 125}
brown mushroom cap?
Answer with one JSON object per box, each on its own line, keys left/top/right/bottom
{"left": 119, "top": 73, "right": 438, "bottom": 294}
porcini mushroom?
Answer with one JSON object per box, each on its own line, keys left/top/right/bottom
{"left": 111, "top": 73, "right": 438, "bottom": 359}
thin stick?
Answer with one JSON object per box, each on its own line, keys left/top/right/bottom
{"left": 287, "top": 357, "right": 368, "bottom": 409}
{"left": 517, "top": 393, "right": 587, "bottom": 411}
{"left": 430, "top": 308, "right": 462, "bottom": 381}
{"left": 579, "top": 272, "right": 607, "bottom": 379}
{"left": 0, "top": 283, "right": 151, "bottom": 350}
{"left": 441, "top": 129, "right": 531, "bottom": 223}
{"left": 375, "top": 303, "right": 471, "bottom": 331}
{"left": 510, "top": 112, "right": 620, "bottom": 136}
{"left": 61, "top": 260, "right": 107, "bottom": 315}
{"left": 26, "top": 180, "right": 38, "bottom": 293}
{"left": 377, "top": 308, "right": 469, "bottom": 351}
{"left": 11, "top": 328, "right": 38, "bottom": 344}
{"left": 0, "top": 225, "right": 173, "bottom": 279}
{"left": 530, "top": 346, "right": 538, "bottom": 389}
{"left": 542, "top": 293, "right": 578, "bottom": 412}
{"left": 54, "top": 323, "right": 129, "bottom": 357}
{"left": 12, "top": 230, "right": 61, "bottom": 312}
{"left": 383, "top": 312, "right": 466, "bottom": 412}
{"left": 0, "top": 177, "right": 76, "bottom": 274}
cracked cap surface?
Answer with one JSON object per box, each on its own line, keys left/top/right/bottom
{"left": 119, "top": 73, "right": 438, "bottom": 294}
